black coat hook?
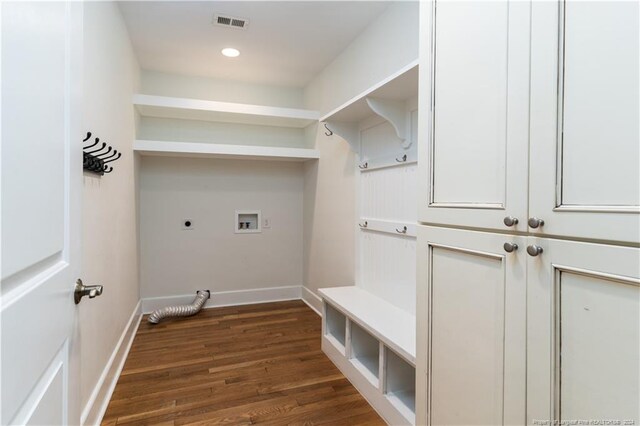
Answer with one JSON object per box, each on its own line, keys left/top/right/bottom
{"left": 84, "top": 137, "right": 100, "bottom": 150}
{"left": 98, "top": 150, "right": 118, "bottom": 161}
{"left": 358, "top": 162, "right": 368, "bottom": 170}
{"left": 102, "top": 152, "right": 121, "bottom": 164}
{"left": 82, "top": 132, "right": 121, "bottom": 176}
{"left": 324, "top": 123, "right": 333, "bottom": 136}
{"left": 85, "top": 142, "right": 106, "bottom": 155}
{"left": 395, "top": 154, "right": 407, "bottom": 163}
{"left": 94, "top": 146, "right": 113, "bottom": 158}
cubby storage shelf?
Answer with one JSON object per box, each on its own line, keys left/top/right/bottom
{"left": 134, "top": 140, "right": 320, "bottom": 162}
{"left": 320, "top": 287, "right": 417, "bottom": 425}
{"left": 319, "top": 286, "right": 415, "bottom": 365}
{"left": 133, "top": 94, "right": 320, "bottom": 128}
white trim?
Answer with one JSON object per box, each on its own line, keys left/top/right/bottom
{"left": 141, "top": 285, "right": 303, "bottom": 314}
{"left": 301, "top": 286, "right": 322, "bottom": 316}
{"left": 134, "top": 140, "right": 320, "bottom": 162}
{"left": 81, "top": 300, "right": 142, "bottom": 426}
{"left": 133, "top": 94, "right": 319, "bottom": 128}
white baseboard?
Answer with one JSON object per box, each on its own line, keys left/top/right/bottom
{"left": 81, "top": 300, "right": 142, "bottom": 426}
{"left": 301, "top": 286, "right": 322, "bottom": 316}
{"left": 141, "top": 285, "right": 303, "bottom": 314}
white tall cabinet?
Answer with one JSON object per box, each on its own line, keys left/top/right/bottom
{"left": 417, "top": 1, "right": 640, "bottom": 425}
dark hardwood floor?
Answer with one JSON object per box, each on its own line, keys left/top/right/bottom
{"left": 101, "top": 300, "right": 385, "bottom": 425}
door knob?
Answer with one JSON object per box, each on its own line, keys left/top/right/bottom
{"left": 74, "top": 279, "right": 103, "bottom": 304}
{"left": 503, "top": 216, "right": 519, "bottom": 227}
{"left": 503, "top": 242, "right": 518, "bottom": 253}
{"left": 526, "top": 245, "right": 543, "bottom": 257}
{"left": 528, "top": 217, "right": 545, "bottom": 228}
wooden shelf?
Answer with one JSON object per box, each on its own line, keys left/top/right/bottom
{"left": 133, "top": 94, "right": 320, "bottom": 128}
{"left": 319, "top": 286, "right": 415, "bottom": 364}
{"left": 134, "top": 140, "right": 320, "bottom": 162}
{"left": 320, "top": 60, "right": 419, "bottom": 151}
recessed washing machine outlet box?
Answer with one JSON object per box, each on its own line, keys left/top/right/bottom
{"left": 235, "top": 210, "right": 261, "bottom": 234}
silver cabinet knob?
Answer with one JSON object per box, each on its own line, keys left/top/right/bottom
{"left": 503, "top": 242, "right": 518, "bottom": 253}
{"left": 74, "top": 279, "right": 104, "bottom": 304}
{"left": 503, "top": 216, "right": 519, "bottom": 227}
{"left": 528, "top": 217, "right": 545, "bottom": 228}
{"left": 526, "top": 245, "right": 543, "bottom": 257}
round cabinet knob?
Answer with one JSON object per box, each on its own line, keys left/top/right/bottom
{"left": 528, "top": 217, "right": 545, "bottom": 228}
{"left": 503, "top": 216, "right": 519, "bottom": 227}
{"left": 503, "top": 242, "right": 518, "bottom": 253}
{"left": 527, "top": 245, "right": 544, "bottom": 257}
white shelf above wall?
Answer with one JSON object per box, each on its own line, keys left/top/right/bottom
{"left": 133, "top": 94, "right": 320, "bottom": 129}
{"left": 134, "top": 140, "right": 320, "bottom": 162}
{"left": 320, "top": 60, "right": 419, "bottom": 152}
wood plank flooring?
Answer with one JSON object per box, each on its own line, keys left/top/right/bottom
{"left": 101, "top": 300, "right": 385, "bottom": 425}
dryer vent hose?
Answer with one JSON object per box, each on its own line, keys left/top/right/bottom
{"left": 148, "top": 290, "right": 211, "bottom": 324}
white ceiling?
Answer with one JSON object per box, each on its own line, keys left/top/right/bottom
{"left": 118, "top": 1, "right": 391, "bottom": 88}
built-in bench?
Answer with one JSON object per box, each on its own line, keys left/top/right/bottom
{"left": 318, "top": 286, "right": 416, "bottom": 425}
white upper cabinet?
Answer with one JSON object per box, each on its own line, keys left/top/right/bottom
{"left": 420, "top": 1, "right": 639, "bottom": 243}
{"left": 418, "top": 1, "right": 530, "bottom": 232}
{"left": 529, "top": 1, "right": 640, "bottom": 244}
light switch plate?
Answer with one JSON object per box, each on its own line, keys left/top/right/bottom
{"left": 263, "top": 218, "right": 271, "bottom": 228}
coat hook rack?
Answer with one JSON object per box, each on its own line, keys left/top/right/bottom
{"left": 83, "top": 132, "right": 122, "bottom": 176}
{"left": 395, "top": 226, "right": 407, "bottom": 234}
{"left": 323, "top": 123, "right": 333, "bottom": 136}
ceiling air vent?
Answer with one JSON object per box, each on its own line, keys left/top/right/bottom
{"left": 213, "top": 14, "right": 249, "bottom": 30}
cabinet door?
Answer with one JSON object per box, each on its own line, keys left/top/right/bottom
{"left": 418, "top": 1, "right": 530, "bottom": 232}
{"left": 527, "top": 238, "right": 640, "bottom": 424}
{"left": 529, "top": 1, "right": 640, "bottom": 243}
{"left": 416, "top": 226, "right": 526, "bottom": 425}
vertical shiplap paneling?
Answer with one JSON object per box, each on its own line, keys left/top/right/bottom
{"left": 360, "top": 164, "right": 418, "bottom": 222}
{"left": 359, "top": 232, "right": 416, "bottom": 315}
{"left": 357, "top": 108, "right": 418, "bottom": 315}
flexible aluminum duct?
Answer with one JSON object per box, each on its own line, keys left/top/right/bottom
{"left": 148, "top": 290, "right": 211, "bottom": 324}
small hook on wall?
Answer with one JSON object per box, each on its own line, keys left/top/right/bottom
{"left": 358, "top": 162, "right": 368, "bottom": 170}
{"left": 395, "top": 154, "right": 407, "bottom": 163}
{"left": 324, "top": 123, "right": 333, "bottom": 137}
{"left": 395, "top": 226, "right": 407, "bottom": 234}
{"left": 358, "top": 221, "right": 368, "bottom": 228}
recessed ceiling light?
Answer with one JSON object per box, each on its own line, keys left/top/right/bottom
{"left": 221, "top": 48, "right": 240, "bottom": 58}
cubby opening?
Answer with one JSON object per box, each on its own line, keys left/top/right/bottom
{"left": 324, "top": 303, "right": 347, "bottom": 353}
{"left": 384, "top": 347, "right": 416, "bottom": 423}
{"left": 349, "top": 322, "right": 380, "bottom": 386}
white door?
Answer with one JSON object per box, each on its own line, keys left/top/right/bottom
{"left": 1, "top": 2, "right": 83, "bottom": 425}
{"left": 416, "top": 226, "right": 526, "bottom": 425}
{"left": 418, "top": 1, "right": 530, "bottom": 232}
{"left": 529, "top": 1, "right": 640, "bottom": 244}
{"left": 527, "top": 237, "right": 640, "bottom": 424}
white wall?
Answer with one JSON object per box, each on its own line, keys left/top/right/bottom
{"left": 304, "top": 2, "right": 419, "bottom": 115}
{"left": 140, "top": 70, "right": 305, "bottom": 108}
{"left": 79, "top": 2, "right": 140, "bottom": 424}
{"left": 302, "top": 126, "right": 356, "bottom": 311}
{"left": 139, "top": 156, "right": 304, "bottom": 301}
{"left": 301, "top": 2, "right": 419, "bottom": 312}
{"left": 138, "top": 117, "right": 308, "bottom": 149}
